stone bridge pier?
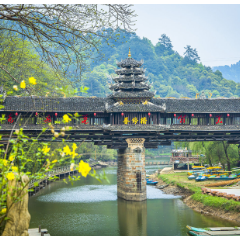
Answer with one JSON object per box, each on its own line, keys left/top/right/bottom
{"left": 117, "top": 138, "right": 147, "bottom": 201}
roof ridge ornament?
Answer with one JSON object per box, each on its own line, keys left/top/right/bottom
{"left": 128, "top": 47, "right": 131, "bottom": 58}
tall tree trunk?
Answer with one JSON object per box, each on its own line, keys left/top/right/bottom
{"left": 222, "top": 141, "right": 231, "bottom": 171}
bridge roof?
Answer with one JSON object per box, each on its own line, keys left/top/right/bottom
{"left": 3, "top": 96, "right": 106, "bottom": 112}
{"left": 2, "top": 96, "right": 240, "bottom": 114}
{"left": 152, "top": 98, "right": 240, "bottom": 113}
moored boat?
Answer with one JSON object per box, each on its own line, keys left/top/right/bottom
{"left": 146, "top": 179, "right": 158, "bottom": 185}
{"left": 195, "top": 175, "right": 208, "bottom": 182}
{"left": 186, "top": 225, "right": 240, "bottom": 236}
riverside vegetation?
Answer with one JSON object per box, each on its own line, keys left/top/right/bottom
{"left": 157, "top": 172, "right": 240, "bottom": 222}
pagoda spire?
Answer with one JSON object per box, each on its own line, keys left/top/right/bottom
{"left": 128, "top": 47, "right": 131, "bottom": 58}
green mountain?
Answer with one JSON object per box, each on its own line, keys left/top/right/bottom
{"left": 212, "top": 61, "right": 240, "bottom": 83}
{"left": 79, "top": 32, "right": 240, "bottom": 99}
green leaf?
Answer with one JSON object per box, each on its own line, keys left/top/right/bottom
{"left": 33, "top": 182, "right": 39, "bottom": 187}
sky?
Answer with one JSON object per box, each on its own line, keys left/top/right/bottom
{"left": 132, "top": 4, "right": 240, "bottom": 68}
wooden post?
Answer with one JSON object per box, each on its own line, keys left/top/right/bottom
{"left": 39, "top": 225, "right": 41, "bottom": 233}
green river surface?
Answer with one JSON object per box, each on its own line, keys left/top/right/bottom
{"left": 28, "top": 159, "right": 240, "bottom": 236}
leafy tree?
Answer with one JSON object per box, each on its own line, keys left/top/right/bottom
{"left": 158, "top": 34, "right": 173, "bottom": 49}
{"left": 183, "top": 45, "right": 200, "bottom": 64}
{"left": 0, "top": 4, "right": 136, "bottom": 82}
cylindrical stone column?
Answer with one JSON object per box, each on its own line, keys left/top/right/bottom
{"left": 117, "top": 138, "right": 146, "bottom": 201}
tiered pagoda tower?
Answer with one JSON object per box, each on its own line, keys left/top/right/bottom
{"left": 106, "top": 48, "right": 165, "bottom": 124}
{"left": 110, "top": 48, "right": 154, "bottom": 103}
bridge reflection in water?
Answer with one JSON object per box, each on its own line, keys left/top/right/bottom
{"left": 118, "top": 198, "right": 147, "bottom": 236}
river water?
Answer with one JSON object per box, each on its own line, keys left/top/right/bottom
{"left": 29, "top": 164, "right": 239, "bottom": 236}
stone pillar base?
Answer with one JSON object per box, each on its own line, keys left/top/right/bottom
{"left": 117, "top": 138, "right": 146, "bottom": 202}
{"left": 117, "top": 188, "right": 146, "bottom": 201}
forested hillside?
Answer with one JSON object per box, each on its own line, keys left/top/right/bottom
{"left": 79, "top": 31, "right": 240, "bottom": 99}
{"left": 213, "top": 61, "right": 240, "bottom": 83}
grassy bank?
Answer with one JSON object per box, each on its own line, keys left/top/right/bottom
{"left": 158, "top": 172, "right": 240, "bottom": 212}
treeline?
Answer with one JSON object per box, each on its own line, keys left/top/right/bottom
{"left": 78, "top": 31, "right": 240, "bottom": 99}
{"left": 213, "top": 61, "right": 240, "bottom": 83}
{"left": 175, "top": 141, "right": 240, "bottom": 171}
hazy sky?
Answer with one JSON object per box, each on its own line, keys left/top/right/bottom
{"left": 132, "top": 4, "right": 240, "bottom": 67}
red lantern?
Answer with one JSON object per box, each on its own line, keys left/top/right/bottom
{"left": 121, "top": 112, "right": 124, "bottom": 116}
{"left": 35, "top": 112, "right": 38, "bottom": 116}
{"left": 209, "top": 114, "right": 212, "bottom": 118}
{"left": 15, "top": 112, "right": 18, "bottom": 116}
{"left": 174, "top": 114, "right": 176, "bottom": 118}
{"left": 55, "top": 113, "right": 58, "bottom": 117}
{"left": 94, "top": 113, "right": 97, "bottom": 117}
{"left": 148, "top": 112, "right": 151, "bottom": 117}
{"left": 191, "top": 113, "right": 194, "bottom": 117}
{"left": 227, "top": 113, "right": 230, "bottom": 117}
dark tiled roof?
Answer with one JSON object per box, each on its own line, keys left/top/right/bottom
{"left": 110, "top": 83, "right": 150, "bottom": 91}
{"left": 3, "top": 96, "right": 106, "bottom": 112}
{"left": 106, "top": 102, "right": 165, "bottom": 113}
{"left": 113, "top": 76, "right": 147, "bottom": 82}
{"left": 115, "top": 68, "right": 145, "bottom": 75}
{"left": 117, "top": 58, "right": 143, "bottom": 68}
{"left": 152, "top": 98, "right": 240, "bottom": 113}
{"left": 108, "top": 91, "right": 155, "bottom": 99}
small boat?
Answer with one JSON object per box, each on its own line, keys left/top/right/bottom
{"left": 188, "top": 175, "right": 196, "bottom": 180}
{"left": 195, "top": 175, "right": 208, "bottom": 182}
{"left": 211, "top": 175, "right": 237, "bottom": 181}
{"left": 186, "top": 225, "right": 240, "bottom": 236}
{"left": 146, "top": 179, "right": 158, "bottom": 185}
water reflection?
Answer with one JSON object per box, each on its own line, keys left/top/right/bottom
{"left": 28, "top": 166, "right": 240, "bottom": 236}
{"left": 118, "top": 198, "right": 147, "bottom": 236}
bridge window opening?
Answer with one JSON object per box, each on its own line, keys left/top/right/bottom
{"left": 94, "top": 118, "right": 104, "bottom": 125}
{"left": 173, "top": 114, "right": 189, "bottom": 124}
{"left": 225, "top": 117, "right": 232, "bottom": 125}
{"left": 136, "top": 172, "right": 141, "bottom": 192}
{"left": 36, "top": 113, "right": 54, "bottom": 125}
{"left": 166, "top": 117, "right": 171, "bottom": 125}
{"left": 232, "top": 116, "right": 240, "bottom": 125}
{"left": 19, "top": 115, "right": 35, "bottom": 125}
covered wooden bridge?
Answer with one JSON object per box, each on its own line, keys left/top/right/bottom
{"left": 1, "top": 50, "right": 240, "bottom": 201}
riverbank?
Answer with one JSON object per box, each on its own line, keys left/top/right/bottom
{"left": 152, "top": 171, "right": 240, "bottom": 224}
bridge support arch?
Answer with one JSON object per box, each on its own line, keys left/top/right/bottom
{"left": 117, "top": 138, "right": 146, "bottom": 201}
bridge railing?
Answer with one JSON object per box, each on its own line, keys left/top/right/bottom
{"left": 28, "top": 165, "right": 75, "bottom": 189}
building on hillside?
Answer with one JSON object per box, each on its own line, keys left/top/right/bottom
{"left": 170, "top": 148, "right": 200, "bottom": 170}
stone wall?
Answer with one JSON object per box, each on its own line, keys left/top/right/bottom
{"left": 117, "top": 138, "right": 146, "bottom": 201}
{"left": 170, "top": 156, "right": 199, "bottom": 163}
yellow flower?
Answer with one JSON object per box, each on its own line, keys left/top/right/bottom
{"left": 63, "top": 114, "right": 71, "bottom": 123}
{"left": 3, "top": 160, "right": 8, "bottom": 166}
{"left": 72, "top": 143, "right": 77, "bottom": 151}
{"left": 42, "top": 146, "right": 50, "bottom": 154}
{"left": 63, "top": 145, "right": 71, "bottom": 156}
{"left": 12, "top": 166, "right": 18, "bottom": 172}
{"left": 140, "top": 117, "right": 147, "bottom": 124}
{"left": 9, "top": 155, "right": 14, "bottom": 161}
{"left": 29, "top": 77, "right": 37, "bottom": 85}
{"left": 78, "top": 160, "right": 91, "bottom": 177}
{"left": 132, "top": 117, "right": 138, "bottom": 124}
{"left": 1, "top": 208, "right": 7, "bottom": 214}
{"left": 123, "top": 117, "right": 130, "bottom": 125}
{"left": 52, "top": 160, "right": 58, "bottom": 163}
{"left": 20, "top": 80, "right": 26, "bottom": 89}
{"left": 6, "top": 172, "right": 15, "bottom": 181}
{"left": 13, "top": 85, "right": 18, "bottom": 91}
{"left": 71, "top": 151, "right": 78, "bottom": 159}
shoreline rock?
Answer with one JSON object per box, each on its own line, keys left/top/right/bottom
{"left": 152, "top": 173, "right": 240, "bottom": 224}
